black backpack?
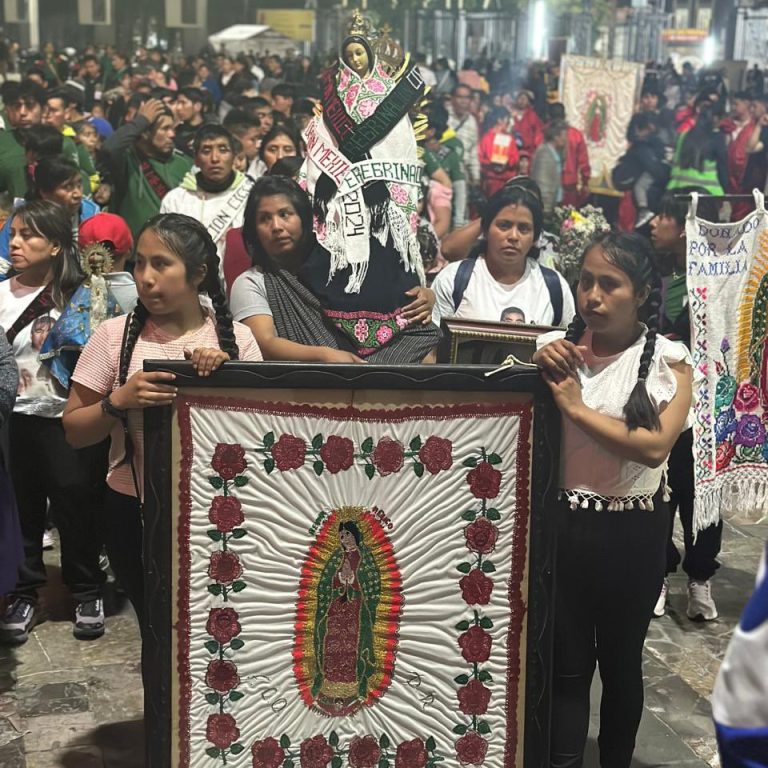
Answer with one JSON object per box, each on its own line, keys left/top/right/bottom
{"left": 451, "top": 255, "right": 564, "bottom": 326}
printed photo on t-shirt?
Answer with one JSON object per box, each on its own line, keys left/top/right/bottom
{"left": 500, "top": 306, "right": 526, "bottom": 324}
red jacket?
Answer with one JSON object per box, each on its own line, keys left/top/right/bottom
{"left": 478, "top": 128, "right": 520, "bottom": 197}
{"left": 513, "top": 108, "right": 544, "bottom": 157}
{"left": 723, "top": 118, "right": 755, "bottom": 193}
{"left": 562, "top": 126, "right": 590, "bottom": 188}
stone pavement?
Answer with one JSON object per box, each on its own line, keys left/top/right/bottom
{"left": 0, "top": 519, "right": 765, "bottom": 768}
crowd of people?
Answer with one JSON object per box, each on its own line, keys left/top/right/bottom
{"left": 0, "top": 33, "right": 763, "bottom": 768}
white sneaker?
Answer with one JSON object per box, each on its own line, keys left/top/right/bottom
{"left": 687, "top": 579, "right": 718, "bottom": 621}
{"left": 42, "top": 530, "right": 54, "bottom": 550}
{"left": 652, "top": 578, "right": 669, "bottom": 618}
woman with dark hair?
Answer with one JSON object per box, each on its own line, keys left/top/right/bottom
{"left": 0, "top": 156, "right": 100, "bottom": 279}
{"left": 230, "top": 176, "right": 435, "bottom": 362}
{"left": 432, "top": 184, "right": 574, "bottom": 325}
{"left": 63, "top": 213, "right": 262, "bottom": 627}
{"left": 0, "top": 200, "right": 107, "bottom": 645}
{"left": 532, "top": 232, "right": 693, "bottom": 768}
{"left": 668, "top": 104, "right": 727, "bottom": 195}
{"left": 258, "top": 124, "right": 301, "bottom": 175}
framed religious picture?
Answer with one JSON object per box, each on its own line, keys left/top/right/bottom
{"left": 142, "top": 362, "right": 559, "bottom": 768}
{"left": 438, "top": 319, "right": 557, "bottom": 366}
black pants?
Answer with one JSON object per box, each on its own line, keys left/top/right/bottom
{"left": 665, "top": 429, "right": 722, "bottom": 581}
{"left": 550, "top": 494, "right": 669, "bottom": 768}
{"left": 8, "top": 414, "right": 107, "bottom": 605}
{"left": 104, "top": 487, "right": 144, "bottom": 629}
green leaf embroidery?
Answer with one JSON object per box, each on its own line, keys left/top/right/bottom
{"left": 479, "top": 616, "right": 494, "bottom": 629}
{"left": 209, "top": 476, "right": 224, "bottom": 489}
{"left": 365, "top": 463, "right": 376, "bottom": 480}
{"left": 426, "top": 736, "right": 437, "bottom": 752}
{"left": 229, "top": 690, "right": 244, "bottom": 701}
{"left": 204, "top": 640, "right": 219, "bottom": 654}
{"left": 452, "top": 724, "right": 468, "bottom": 735}
{"left": 455, "top": 621, "right": 470, "bottom": 632}
{"left": 231, "top": 580, "right": 246, "bottom": 592}
{"left": 284, "top": 760, "right": 295, "bottom": 768}
{"left": 205, "top": 747, "right": 221, "bottom": 758}
{"left": 331, "top": 757, "right": 343, "bottom": 768}
{"left": 207, "top": 530, "right": 222, "bottom": 542}
{"left": 313, "top": 460, "right": 324, "bottom": 476}
{"left": 361, "top": 437, "right": 374, "bottom": 453}
{"left": 461, "top": 510, "right": 477, "bottom": 521}
{"left": 409, "top": 436, "right": 423, "bottom": 451}
{"left": 486, "top": 508, "right": 501, "bottom": 521}
{"left": 229, "top": 638, "right": 245, "bottom": 650}
{"left": 413, "top": 462, "right": 425, "bottom": 477}
{"left": 264, "top": 458, "right": 275, "bottom": 474}
{"left": 230, "top": 744, "right": 245, "bottom": 755}
{"left": 263, "top": 431, "right": 275, "bottom": 448}
{"left": 477, "top": 720, "right": 491, "bottom": 735}
{"left": 379, "top": 733, "right": 390, "bottom": 749}
{"left": 231, "top": 529, "right": 246, "bottom": 539}
{"left": 312, "top": 434, "right": 324, "bottom": 449}
{"left": 454, "top": 673, "right": 470, "bottom": 684}
{"left": 377, "top": 760, "right": 389, "bottom": 768}
{"left": 488, "top": 453, "right": 502, "bottom": 465}
{"left": 233, "top": 476, "right": 248, "bottom": 487}
{"left": 478, "top": 670, "right": 493, "bottom": 683}
{"left": 205, "top": 692, "right": 220, "bottom": 705}
{"left": 462, "top": 457, "right": 478, "bottom": 467}
{"left": 481, "top": 561, "right": 496, "bottom": 573}
{"left": 207, "top": 584, "right": 222, "bottom": 596}
{"left": 329, "top": 730, "right": 339, "bottom": 747}
{"left": 456, "top": 562, "right": 472, "bottom": 574}
{"left": 280, "top": 734, "right": 291, "bottom": 749}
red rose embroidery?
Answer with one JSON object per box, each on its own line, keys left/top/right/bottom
{"left": 205, "top": 659, "right": 240, "bottom": 692}
{"left": 459, "top": 569, "right": 494, "bottom": 605}
{"left": 252, "top": 737, "right": 285, "bottom": 768}
{"left": 395, "top": 738, "right": 428, "bottom": 768}
{"left": 458, "top": 625, "right": 492, "bottom": 663}
{"left": 419, "top": 436, "right": 453, "bottom": 474}
{"left": 206, "top": 607, "right": 241, "bottom": 645}
{"left": 271, "top": 434, "right": 306, "bottom": 471}
{"left": 455, "top": 731, "right": 489, "bottom": 766}
{"left": 299, "top": 735, "right": 335, "bottom": 768}
{"left": 464, "top": 518, "right": 498, "bottom": 555}
{"left": 211, "top": 443, "right": 248, "bottom": 481}
{"left": 457, "top": 679, "right": 492, "bottom": 715}
{"left": 348, "top": 735, "right": 381, "bottom": 768}
{"left": 208, "top": 497, "right": 244, "bottom": 533}
{"left": 716, "top": 440, "right": 736, "bottom": 470}
{"left": 735, "top": 382, "right": 761, "bottom": 412}
{"left": 208, "top": 551, "right": 243, "bottom": 585}
{"left": 372, "top": 437, "right": 405, "bottom": 476}
{"left": 205, "top": 713, "right": 239, "bottom": 750}
{"left": 319, "top": 436, "right": 355, "bottom": 474}
{"left": 467, "top": 461, "right": 501, "bottom": 499}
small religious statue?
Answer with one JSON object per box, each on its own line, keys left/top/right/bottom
{"left": 299, "top": 10, "right": 439, "bottom": 363}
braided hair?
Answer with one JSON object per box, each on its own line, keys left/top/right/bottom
{"left": 565, "top": 231, "right": 662, "bottom": 432}
{"left": 118, "top": 213, "right": 239, "bottom": 386}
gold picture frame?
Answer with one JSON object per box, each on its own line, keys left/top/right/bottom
{"left": 438, "top": 318, "right": 557, "bottom": 366}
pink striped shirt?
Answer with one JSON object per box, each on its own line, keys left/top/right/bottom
{"left": 72, "top": 313, "right": 262, "bottom": 497}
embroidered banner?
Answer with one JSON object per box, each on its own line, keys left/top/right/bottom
{"left": 559, "top": 55, "right": 644, "bottom": 196}
{"left": 687, "top": 191, "right": 768, "bottom": 531}
{"left": 172, "top": 394, "right": 534, "bottom": 767}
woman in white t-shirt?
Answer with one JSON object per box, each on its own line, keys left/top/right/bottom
{"left": 531, "top": 232, "right": 692, "bottom": 768}
{"left": 432, "top": 183, "right": 574, "bottom": 326}
{"left": 63, "top": 214, "right": 262, "bottom": 630}
{"left": 0, "top": 200, "right": 108, "bottom": 646}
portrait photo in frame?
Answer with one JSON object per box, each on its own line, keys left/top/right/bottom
{"left": 142, "top": 363, "right": 559, "bottom": 768}
{"left": 438, "top": 320, "right": 558, "bottom": 366}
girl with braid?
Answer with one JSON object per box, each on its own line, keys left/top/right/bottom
{"left": 532, "top": 232, "right": 693, "bottom": 768}
{"left": 63, "top": 214, "right": 261, "bottom": 626}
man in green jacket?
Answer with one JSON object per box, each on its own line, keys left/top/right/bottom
{"left": 101, "top": 98, "right": 192, "bottom": 237}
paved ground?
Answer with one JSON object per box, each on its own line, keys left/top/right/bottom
{"left": 0, "top": 518, "right": 764, "bottom": 768}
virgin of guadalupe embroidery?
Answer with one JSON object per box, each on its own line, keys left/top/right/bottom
{"left": 294, "top": 507, "right": 402, "bottom": 717}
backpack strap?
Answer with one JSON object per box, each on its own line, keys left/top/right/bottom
{"left": 540, "top": 266, "right": 563, "bottom": 326}
{"left": 452, "top": 257, "right": 477, "bottom": 312}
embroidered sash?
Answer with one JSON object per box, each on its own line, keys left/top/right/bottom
{"left": 140, "top": 159, "right": 171, "bottom": 202}
{"left": 206, "top": 177, "right": 255, "bottom": 245}
{"left": 6, "top": 285, "right": 54, "bottom": 344}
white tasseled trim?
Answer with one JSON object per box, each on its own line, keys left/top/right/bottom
{"left": 560, "top": 489, "right": 658, "bottom": 512}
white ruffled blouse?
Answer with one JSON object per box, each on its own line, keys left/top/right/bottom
{"left": 537, "top": 327, "right": 692, "bottom": 511}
